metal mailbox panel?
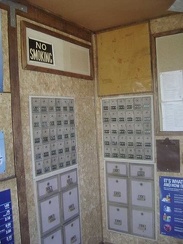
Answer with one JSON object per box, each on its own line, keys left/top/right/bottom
{"left": 130, "top": 164, "right": 154, "bottom": 179}
{"left": 106, "top": 161, "right": 127, "bottom": 176}
{"left": 62, "top": 186, "right": 79, "bottom": 222}
{"left": 37, "top": 176, "right": 58, "bottom": 199}
{"left": 42, "top": 228, "right": 63, "bottom": 244}
{"left": 40, "top": 194, "right": 61, "bottom": 234}
{"left": 64, "top": 217, "right": 81, "bottom": 244}
{"left": 108, "top": 204, "right": 128, "bottom": 232}
{"left": 60, "top": 169, "right": 77, "bottom": 189}
{"left": 131, "top": 180, "right": 153, "bottom": 208}
{"left": 107, "top": 177, "right": 127, "bottom": 204}
{"left": 132, "top": 209, "right": 155, "bottom": 239}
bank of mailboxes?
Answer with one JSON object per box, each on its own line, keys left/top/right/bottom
{"left": 102, "top": 96, "right": 153, "bottom": 161}
{"left": 36, "top": 169, "right": 81, "bottom": 244}
{"left": 106, "top": 161, "right": 155, "bottom": 239}
{"left": 31, "top": 97, "right": 77, "bottom": 177}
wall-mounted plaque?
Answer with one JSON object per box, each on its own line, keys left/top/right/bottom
{"left": 21, "top": 21, "right": 93, "bottom": 80}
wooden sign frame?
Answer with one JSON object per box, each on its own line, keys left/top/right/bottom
{"left": 21, "top": 21, "right": 93, "bottom": 80}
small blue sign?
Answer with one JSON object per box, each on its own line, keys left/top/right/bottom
{"left": 0, "top": 189, "right": 14, "bottom": 243}
{"left": 0, "top": 131, "right": 6, "bottom": 174}
{"left": 160, "top": 176, "right": 183, "bottom": 239}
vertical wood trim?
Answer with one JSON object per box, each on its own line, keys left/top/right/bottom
{"left": 8, "top": 12, "right": 30, "bottom": 244}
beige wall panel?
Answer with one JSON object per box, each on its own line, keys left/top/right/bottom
{"left": 17, "top": 16, "right": 102, "bottom": 244}
{"left": 75, "top": 98, "right": 102, "bottom": 244}
{"left": 0, "top": 93, "right": 15, "bottom": 180}
{"left": 0, "top": 178, "right": 21, "bottom": 243}
{"left": 150, "top": 13, "right": 183, "bottom": 34}
{"left": 1, "top": 10, "right": 10, "bottom": 92}
{"left": 97, "top": 23, "right": 152, "bottom": 96}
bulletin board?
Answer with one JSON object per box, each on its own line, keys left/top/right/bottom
{"left": 154, "top": 31, "right": 183, "bottom": 133}
{"left": 97, "top": 23, "right": 152, "bottom": 96}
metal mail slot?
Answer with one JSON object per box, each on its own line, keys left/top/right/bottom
{"left": 110, "top": 100, "right": 117, "bottom": 110}
{"left": 32, "top": 114, "right": 41, "bottom": 128}
{"left": 56, "top": 114, "right": 62, "bottom": 126}
{"left": 62, "top": 186, "right": 79, "bottom": 222}
{"left": 118, "top": 99, "right": 126, "bottom": 110}
{"left": 63, "top": 217, "right": 81, "bottom": 244}
{"left": 42, "top": 228, "right": 63, "bottom": 244}
{"left": 130, "top": 164, "right": 154, "bottom": 179}
{"left": 126, "top": 98, "right": 133, "bottom": 110}
{"left": 102, "top": 100, "right": 110, "bottom": 110}
{"left": 133, "top": 97, "right": 142, "bottom": 109}
{"left": 103, "top": 112, "right": 110, "bottom": 123}
{"left": 48, "top": 98, "right": 55, "bottom": 112}
{"left": 40, "top": 194, "right": 61, "bottom": 234}
{"left": 50, "top": 128, "right": 56, "bottom": 142}
{"left": 132, "top": 209, "right": 155, "bottom": 239}
{"left": 60, "top": 169, "right": 77, "bottom": 189}
{"left": 107, "top": 176, "right": 127, "bottom": 204}
{"left": 32, "top": 98, "right": 40, "bottom": 113}
{"left": 43, "top": 159, "right": 51, "bottom": 173}
{"left": 37, "top": 176, "right": 58, "bottom": 199}
{"left": 131, "top": 180, "right": 153, "bottom": 208}
{"left": 106, "top": 161, "right": 127, "bottom": 176}
{"left": 108, "top": 204, "right": 128, "bottom": 232}
{"left": 33, "top": 129, "right": 42, "bottom": 145}
{"left": 41, "top": 114, "right": 49, "bottom": 127}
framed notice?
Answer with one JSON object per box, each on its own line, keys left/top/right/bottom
{"left": 21, "top": 21, "right": 93, "bottom": 79}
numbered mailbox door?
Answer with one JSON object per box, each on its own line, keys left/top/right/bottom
{"left": 37, "top": 176, "right": 58, "bottom": 199}
{"left": 60, "top": 169, "right": 77, "bottom": 190}
{"left": 130, "top": 164, "right": 154, "bottom": 179}
{"left": 64, "top": 217, "right": 81, "bottom": 244}
{"left": 132, "top": 209, "right": 155, "bottom": 239}
{"left": 107, "top": 177, "right": 127, "bottom": 204}
{"left": 40, "top": 194, "right": 61, "bottom": 234}
{"left": 62, "top": 186, "right": 79, "bottom": 222}
{"left": 108, "top": 205, "right": 128, "bottom": 232}
{"left": 42, "top": 229, "right": 63, "bottom": 244}
{"left": 131, "top": 180, "right": 153, "bottom": 208}
{"left": 106, "top": 161, "right": 127, "bottom": 176}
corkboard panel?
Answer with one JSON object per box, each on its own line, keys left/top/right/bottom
{"left": 0, "top": 93, "right": 15, "bottom": 180}
{"left": 97, "top": 23, "right": 152, "bottom": 96}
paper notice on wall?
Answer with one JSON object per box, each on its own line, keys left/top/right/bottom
{"left": 160, "top": 70, "right": 183, "bottom": 131}
{"left": 160, "top": 70, "right": 183, "bottom": 102}
{"left": 161, "top": 102, "right": 183, "bottom": 131}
